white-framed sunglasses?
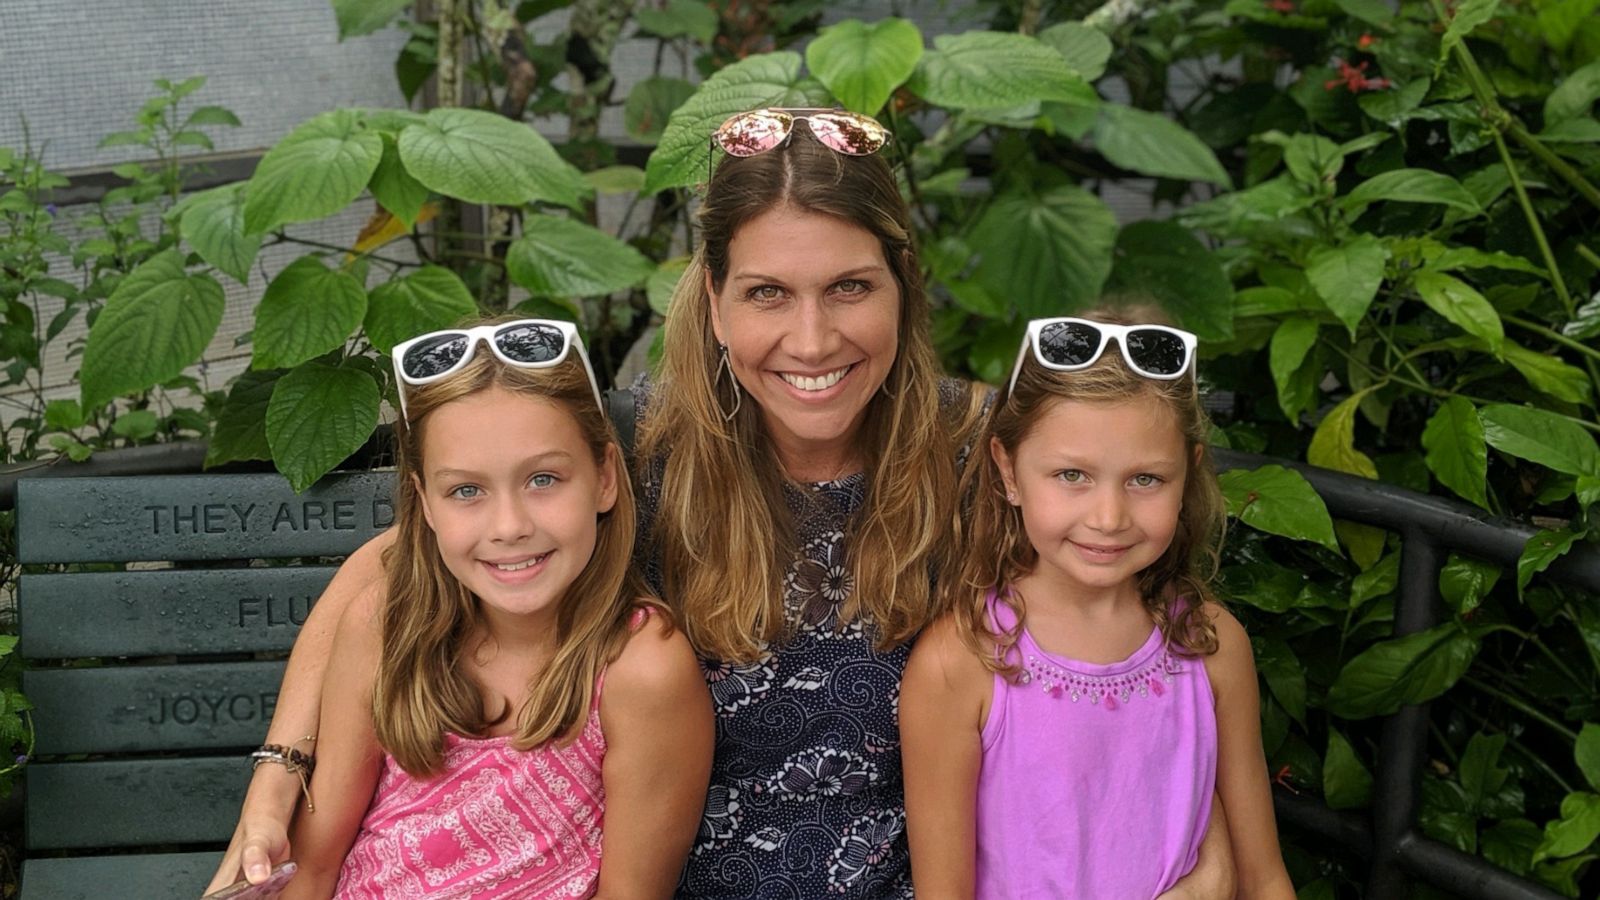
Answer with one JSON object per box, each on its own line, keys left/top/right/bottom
{"left": 390, "top": 319, "right": 602, "bottom": 419}
{"left": 1007, "top": 317, "right": 1198, "bottom": 396}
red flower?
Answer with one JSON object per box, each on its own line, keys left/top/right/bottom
{"left": 1358, "top": 32, "right": 1377, "bottom": 49}
{"left": 1265, "top": 0, "right": 1296, "bottom": 12}
{"left": 1324, "top": 58, "right": 1392, "bottom": 92}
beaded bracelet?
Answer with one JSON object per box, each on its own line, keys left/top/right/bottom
{"left": 251, "top": 741, "right": 317, "bottom": 812}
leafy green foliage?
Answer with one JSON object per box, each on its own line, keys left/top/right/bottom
{"left": 806, "top": 18, "right": 922, "bottom": 115}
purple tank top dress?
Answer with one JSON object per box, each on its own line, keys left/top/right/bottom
{"left": 974, "top": 591, "right": 1217, "bottom": 899}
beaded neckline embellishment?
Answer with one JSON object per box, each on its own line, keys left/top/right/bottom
{"left": 1019, "top": 646, "right": 1184, "bottom": 711}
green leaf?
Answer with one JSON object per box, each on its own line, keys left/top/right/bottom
{"left": 1306, "top": 235, "right": 1387, "bottom": 335}
{"left": 1440, "top": 0, "right": 1500, "bottom": 58}
{"left": 1423, "top": 397, "right": 1489, "bottom": 508}
{"left": 1218, "top": 465, "right": 1339, "bottom": 550}
{"left": 243, "top": 109, "right": 383, "bottom": 234}
{"left": 44, "top": 399, "right": 84, "bottom": 431}
{"left": 1343, "top": 169, "right": 1481, "bottom": 216}
{"left": 1413, "top": 270, "right": 1504, "bottom": 354}
{"left": 908, "top": 31, "right": 1090, "bottom": 110}
{"left": 1539, "top": 117, "right": 1600, "bottom": 142}
{"left": 1440, "top": 554, "right": 1500, "bottom": 615}
{"left": 1501, "top": 339, "right": 1592, "bottom": 405}
{"left": 47, "top": 434, "right": 93, "bottom": 462}
{"left": 968, "top": 185, "right": 1117, "bottom": 319}
{"left": 1038, "top": 22, "right": 1112, "bottom": 81}
{"left": 648, "top": 256, "right": 692, "bottom": 316}
{"left": 1324, "top": 729, "right": 1374, "bottom": 810}
{"left": 185, "top": 105, "right": 242, "bottom": 128}
{"left": 176, "top": 183, "right": 262, "bottom": 284}
{"left": 79, "top": 250, "right": 225, "bottom": 410}
{"left": 1351, "top": 551, "right": 1400, "bottom": 606}
{"left": 1104, "top": 221, "right": 1233, "bottom": 341}
{"left": 206, "top": 369, "right": 281, "bottom": 468}
{"left": 806, "top": 18, "right": 923, "bottom": 115}
{"left": 1545, "top": 59, "right": 1600, "bottom": 126}
{"left": 1429, "top": 246, "right": 1546, "bottom": 276}
{"left": 1092, "top": 105, "right": 1232, "bottom": 187}
{"left": 644, "top": 52, "right": 827, "bottom": 193}
{"left": 267, "top": 362, "right": 381, "bottom": 492}
{"left": 506, "top": 214, "right": 656, "bottom": 298}
{"left": 1335, "top": 0, "right": 1393, "bottom": 25}
{"left": 1269, "top": 318, "right": 1319, "bottom": 424}
{"left": 252, "top": 256, "right": 368, "bottom": 370}
{"left": 333, "top": 0, "right": 411, "bottom": 39}
{"left": 399, "top": 108, "right": 588, "bottom": 208}
{"left": 1534, "top": 792, "right": 1600, "bottom": 862}
{"left": 1516, "top": 528, "right": 1583, "bottom": 594}
{"left": 1483, "top": 819, "right": 1543, "bottom": 875}
{"left": 364, "top": 266, "right": 478, "bottom": 354}
{"left": 1326, "top": 623, "right": 1481, "bottom": 718}
{"left": 1576, "top": 723, "right": 1600, "bottom": 793}
{"left": 1563, "top": 292, "right": 1600, "bottom": 341}
{"left": 368, "top": 136, "right": 431, "bottom": 228}
{"left": 634, "top": 0, "right": 719, "bottom": 44}
{"left": 1254, "top": 636, "right": 1307, "bottom": 724}
{"left": 1309, "top": 393, "right": 1378, "bottom": 479}
{"left": 583, "top": 165, "right": 647, "bottom": 196}
{"left": 110, "top": 409, "right": 159, "bottom": 440}
{"left": 1480, "top": 405, "right": 1600, "bottom": 476}
{"left": 624, "top": 77, "right": 696, "bottom": 145}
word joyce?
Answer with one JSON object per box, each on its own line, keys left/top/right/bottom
{"left": 142, "top": 498, "right": 395, "bottom": 535}
{"left": 148, "top": 691, "right": 277, "bottom": 726}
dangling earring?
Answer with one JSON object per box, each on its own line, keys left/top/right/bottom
{"left": 715, "top": 343, "right": 742, "bottom": 422}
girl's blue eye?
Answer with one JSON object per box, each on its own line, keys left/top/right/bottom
{"left": 1131, "top": 474, "right": 1163, "bottom": 488}
{"left": 529, "top": 473, "right": 558, "bottom": 489}
{"left": 1056, "top": 469, "right": 1085, "bottom": 483}
{"left": 448, "top": 484, "right": 482, "bottom": 500}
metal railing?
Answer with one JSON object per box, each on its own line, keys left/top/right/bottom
{"left": 1215, "top": 448, "right": 1595, "bottom": 900}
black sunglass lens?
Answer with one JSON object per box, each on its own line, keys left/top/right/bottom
{"left": 403, "top": 334, "right": 470, "bottom": 379}
{"left": 495, "top": 323, "right": 566, "bottom": 364}
{"left": 1126, "top": 329, "right": 1188, "bottom": 375}
{"left": 1037, "top": 321, "right": 1101, "bottom": 366}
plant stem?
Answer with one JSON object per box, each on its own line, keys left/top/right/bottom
{"left": 1506, "top": 120, "right": 1600, "bottom": 215}
{"left": 1504, "top": 315, "right": 1600, "bottom": 363}
{"left": 1462, "top": 674, "right": 1578, "bottom": 742}
{"left": 1489, "top": 129, "right": 1575, "bottom": 318}
{"left": 1577, "top": 243, "right": 1600, "bottom": 271}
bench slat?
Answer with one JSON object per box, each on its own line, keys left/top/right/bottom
{"left": 27, "top": 757, "right": 247, "bottom": 849}
{"left": 27, "top": 661, "right": 286, "bottom": 755}
{"left": 22, "top": 851, "right": 223, "bottom": 900}
{"left": 15, "top": 472, "right": 395, "bottom": 563}
{"left": 19, "top": 568, "right": 333, "bottom": 658}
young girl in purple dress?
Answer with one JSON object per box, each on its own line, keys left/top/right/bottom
{"left": 902, "top": 312, "right": 1294, "bottom": 899}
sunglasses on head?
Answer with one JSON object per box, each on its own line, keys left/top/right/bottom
{"left": 710, "top": 108, "right": 891, "bottom": 178}
{"left": 390, "top": 319, "right": 602, "bottom": 419}
{"left": 1007, "top": 317, "right": 1197, "bottom": 396}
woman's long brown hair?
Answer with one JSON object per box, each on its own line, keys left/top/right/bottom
{"left": 640, "top": 128, "right": 984, "bottom": 664}
{"left": 375, "top": 344, "right": 661, "bottom": 776}
{"left": 948, "top": 307, "right": 1227, "bottom": 679}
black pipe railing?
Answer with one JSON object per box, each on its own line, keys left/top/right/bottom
{"left": 1215, "top": 448, "right": 1584, "bottom": 900}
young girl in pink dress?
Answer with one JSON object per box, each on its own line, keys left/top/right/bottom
{"left": 281, "top": 319, "right": 713, "bottom": 899}
{"left": 902, "top": 312, "right": 1295, "bottom": 898}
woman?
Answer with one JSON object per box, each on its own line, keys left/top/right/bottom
{"left": 209, "top": 110, "right": 1233, "bottom": 898}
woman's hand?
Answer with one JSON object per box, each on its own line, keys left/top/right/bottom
{"left": 203, "top": 788, "right": 294, "bottom": 893}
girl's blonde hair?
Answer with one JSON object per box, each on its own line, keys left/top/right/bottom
{"left": 640, "top": 128, "right": 984, "bottom": 664}
{"left": 376, "top": 336, "right": 659, "bottom": 775}
{"left": 949, "top": 306, "right": 1227, "bottom": 679}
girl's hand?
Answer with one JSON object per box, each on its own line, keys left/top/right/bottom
{"left": 203, "top": 811, "right": 291, "bottom": 893}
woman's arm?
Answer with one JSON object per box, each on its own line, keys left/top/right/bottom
{"left": 277, "top": 590, "right": 387, "bottom": 900}
{"left": 901, "top": 615, "right": 991, "bottom": 900}
{"left": 593, "top": 611, "right": 715, "bottom": 899}
{"left": 1207, "top": 605, "right": 1295, "bottom": 900}
{"left": 204, "top": 529, "right": 394, "bottom": 892}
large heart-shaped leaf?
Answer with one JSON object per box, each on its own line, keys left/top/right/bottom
{"left": 253, "top": 256, "right": 368, "bottom": 370}
{"left": 399, "top": 108, "right": 588, "bottom": 208}
{"left": 968, "top": 184, "right": 1117, "bottom": 318}
{"left": 1105, "top": 221, "right": 1234, "bottom": 340}
{"left": 369, "top": 135, "right": 431, "bottom": 228}
{"left": 364, "top": 265, "right": 479, "bottom": 354}
{"left": 507, "top": 214, "right": 656, "bottom": 297}
{"left": 206, "top": 369, "right": 283, "bottom": 468}
{"left": 806, "top": 18, "right": 923, "bottom": 115}
{"left": 644, "top": 52, "right": 829, "bottom": 194}
{"left": 175, "top": 183, "right": 262, "bottom": 284}
{"left": 908, "top": 31, "right": 1090, "bottom": 110}
{"left": 1218, "top": 465, "right": 1339, "bottom": 550}
{"left": 1038, "top": 22, "right": 1112, "bottom": 81}
{"left": 267, "top": 362, "right": 381, "bottom": 492}
{"left": 244, "top": 109, "right": 383, "bottom": 234}
{"left": 80, "top": 250, "right": 225, "bottom": 410}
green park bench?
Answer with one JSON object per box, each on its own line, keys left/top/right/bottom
{"left": 14, "top": 472, "right": 396, "bottom": 899}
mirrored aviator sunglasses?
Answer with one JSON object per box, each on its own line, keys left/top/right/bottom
{"left": 1007, "top": 318, "right": 1197, "bottom": 396}
{"left": 391, "top": 319, "right": 602, "bottom": 418}
{"left": 710, "top": 108, "right": 891, "bottom": 178}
